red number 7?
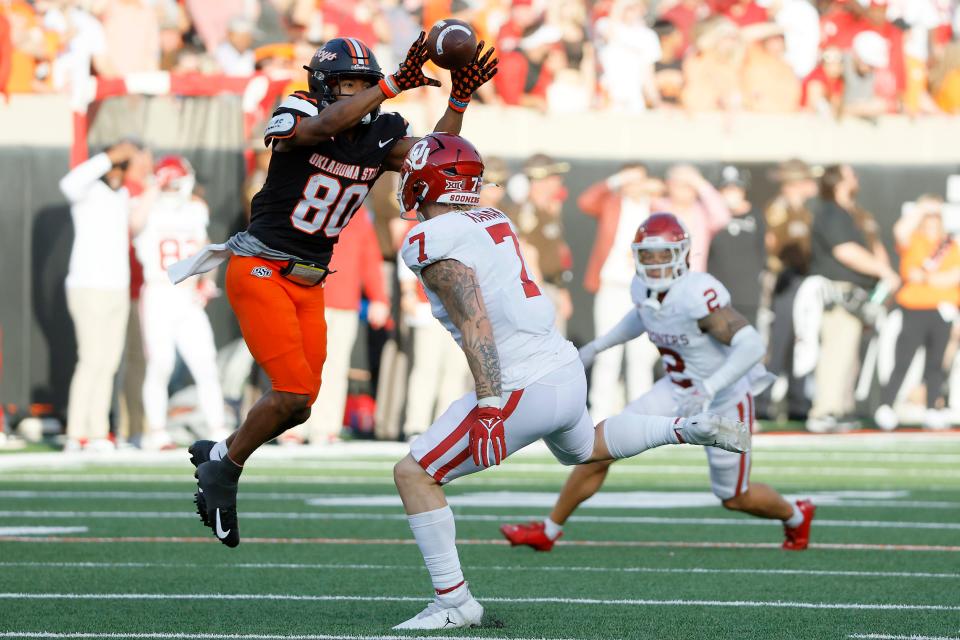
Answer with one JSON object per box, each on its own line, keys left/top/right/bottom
{"left": 486, "top": 222, "right": 541, "bottom": 298}
{"left": 409, "top": 232, "right": 427, "bottom": 262}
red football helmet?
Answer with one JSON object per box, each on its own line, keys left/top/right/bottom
{"left": 632, "top": 212, "right": 691, "bottom": 291}
{"left": 397, "top": 133, "right": 484, "bottom": 220}
{"left": 154, "top": 155, "right": 195, "bottom": 198}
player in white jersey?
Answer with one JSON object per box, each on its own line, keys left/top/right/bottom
{"left": 133, "top": 156, "right": 227, "bottom": 449}
{"left": 389, "top": 134, "right": 750, "bottom": 630}
{"left": 501, "top": 213, "right": 816, "bottom": 553}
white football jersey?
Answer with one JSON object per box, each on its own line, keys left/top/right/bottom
{"left": 401, "top": 207, "right": 579, "bottom": 391}
{"left": 135, "top": 195, "right": 209, "bottom": 285}
{"left": 630, "top": 271, "right": 750, "bottom": 410}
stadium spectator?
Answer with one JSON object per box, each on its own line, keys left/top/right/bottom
{"left": 2, "top": 0, "right": 58, "bottom": 93}
{"left": 660, "top": 0, "right": 712, "bottom": 56}
{"left": 101, "top": 0, "right": 160, "bottom": 76}
{"left": 707, "top": 165, "right": 766, "bottom": 325}
{"left": 544, "top": 0, "right": 594, "bottom": 113}
{"left": 511, "top": 153, "right": 574, "bottom": 334}
{"left": 214, "top": 17, "right": 256, "bottom": 76}
{"left": 681, "top": 16, "right": 744, "bottom": 112}
{"left": 596, "top": 0, "right": 661, "bottom": 111}
{"left": 842, "top": 30, "right": 896, "bottom": 118}
{"left": 716, "top": 0, "right": 768, "bottom": 27}
{"left": 495, "top": 0, "right": 555, "bottom": 107}
{"left": 758, "top": 0, "right": 821, "bottom": 78}
{"left": 762, "top": 159, "right": 818, "bottom": 420}
{"left": 931, "top": 41, "right": 960, "bottom": 114}
{"left": 41, "top": 1, "right": 108, "bottom": 91}
{"left": 651, "top": 163, "right": 730, "bottom": 271}
{"left": 740, "top": 22, "right": 800, "bottom": 112}
{"left": 875, "top": 195, "right": 959, "bottom": 431}
{"left": 821, "top": 0, "right": 906, "bottom": 99}
{"left": 578, "top": 163, "right": 662, "bottom": 417}
{"left": 59, "top": 140, "right": 143, "bottom": 451}
{"left": 183, "top": 0, "right": 252, "bottom": 54}
{"left": 801, "top": 46, "right": 845, "bottom": 116}
{"left": 653, "top": 18, "right": 685, "bottom": 105}
{"left": 288, "top": 209, "right": 390, "bottom": 445}
{"left": 806, "top": 164, "right": 899, "bottom": 432}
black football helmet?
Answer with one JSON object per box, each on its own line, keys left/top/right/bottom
{"left": 304, "top": 38, "right": 384, "bottom": 124}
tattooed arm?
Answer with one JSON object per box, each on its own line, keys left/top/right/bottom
{"left": 420, "top": 259, "right": 502, "bottom": 400}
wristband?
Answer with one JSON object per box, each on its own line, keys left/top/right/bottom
{"left": 448, "top": 95, "right": 470, "bottom": 113}
{"left": 477, "top": 396, "right": 501, "bottom": 410}
{"left": 379, "top": 76, "right": 400, "bottom": 99}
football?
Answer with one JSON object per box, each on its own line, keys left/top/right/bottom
{"left": 426, "top": 19, "right": 477, "bottom": 70}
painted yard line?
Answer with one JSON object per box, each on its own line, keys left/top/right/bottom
{"left": 0, "top": 527, "right": 87, "bottom": 536}
{"left": 4, "top": 560, "right": 959, "bottom": 581}
{"left": 3, "top": 510, "right": 959, "bottom": 532}
{"left": 851, "top": 636, "right": 960, "bottom": 640}
{"left": 3, "top": 592, "right": 960, "bottom": 612}
{"left": 1, "top": 490, "right": 957, "bottom": 510}
{"left": 6, "top": 465, "right": 960, "bottom": 482}
{"left": 1, "top": 535, "right": 959, "bottom": 552}
{"left": 0, "top": 633, "right": 568, "bottom": 640}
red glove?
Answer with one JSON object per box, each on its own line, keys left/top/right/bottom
{"left": 470, "top": 406, "right": 506, "bottom": 468}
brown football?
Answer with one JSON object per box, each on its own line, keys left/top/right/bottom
{"left": 426, "top": 19, "right": 477, "bottom": 70}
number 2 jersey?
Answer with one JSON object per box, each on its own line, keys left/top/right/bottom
{"left": 247, "top": 91, "right": 409, "bottom": 266}
{"left": 401, "top": 207, "right": 579, "bottom": 391}
{"left": 631, "top": 271, "right": 751, "bottom": 411}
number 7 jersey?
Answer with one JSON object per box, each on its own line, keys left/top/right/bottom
{"left": 401, "top": 207, "right": 579, "bottom": 390}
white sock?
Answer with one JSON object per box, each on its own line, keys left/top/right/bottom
{"left": 543, "top": 517, "right": 563, "bottom": 540}
{"left": 407, "top": 506, "right": 466, "bottom": 600}
{"left": 210, "top": 440, "right": 228, "bottom": 462}
{"left": 784, "top": 502, "right": 804, "bottom": 529}
{"left": 603, "top": 414, "right": 680, "bottom": 459}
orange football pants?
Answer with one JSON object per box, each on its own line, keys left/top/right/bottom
{"left": 225, "top": 256, "right": 327, "bottom": 404}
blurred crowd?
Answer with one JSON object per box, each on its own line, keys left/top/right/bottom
{"left": 3, "top": 0, "right": 960, "bottom": 116}
{"left": 48, "top": 132, "right": 960, "bottom": 451}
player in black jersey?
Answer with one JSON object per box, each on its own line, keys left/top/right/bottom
{"left": 189, "top": 33, "right": 497, "bottom": 548}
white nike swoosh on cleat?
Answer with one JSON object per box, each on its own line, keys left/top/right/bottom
{"left": 378, "top": 138, "right": 394, "bottom": 148}
{"left": 215, "top": 508, "right": 231, "bottom": 539}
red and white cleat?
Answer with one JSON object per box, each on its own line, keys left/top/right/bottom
{"left": 500, "top": 521, "right": 560, "bottom": 551}
{"left": 782, "top": 499, "right": 816, "bottom": 551}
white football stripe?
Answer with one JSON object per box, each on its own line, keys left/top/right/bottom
{"left": 3, "top": 561, "right": 959, "bottom": 581}
{"left": 850, "top": 635, "right": 960, "bottom": 640}
{"left": 2, "top": 593, "right": 959, "bottom": 611}
{"left": 3, "top": 509, "right": 960, "bottom": 531}
{"left": 0, "top": 527, "right": 87, "bottom": 536}
{"left": 0, "top": 633, "right": 569, "bottom": 640}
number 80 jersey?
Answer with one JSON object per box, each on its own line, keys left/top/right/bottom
{"left": 248, "top": 94, "right": 409, "bottom": 266}
{"left": 401, "top": 207, "right": 579, "bottom": 391}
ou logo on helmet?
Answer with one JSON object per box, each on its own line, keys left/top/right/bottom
{"left": 406, "top": 139, "right": 431, "bottom": 170}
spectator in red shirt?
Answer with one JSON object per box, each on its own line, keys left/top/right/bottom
{"left": 0, "top": 12, "right": 10, "bottom": 100}
{"left": 821, "top": 0, "right": 906, "bottom": 96}
{"left": 495, "top": 0, "right": 556, "bottom": 107}
{"left": 801, "top": 46, "right": 845, "bottom": 115}
{"left": 660, "top": 0, "right": 712, "bottom": 56}
{"left": 288, "top": 208, "right": 389, "bottom": 445}
{"left": 715, "top": 0, "right": 768, "bottom": 27}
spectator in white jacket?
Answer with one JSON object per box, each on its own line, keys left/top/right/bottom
{"left": 60, "top": 140, "right": 142, "bottom": 452}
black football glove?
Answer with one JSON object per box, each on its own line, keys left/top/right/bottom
{"left": 449, "top": 42, "right": 498, "bottom": 111}
{"left": 380, "top": 31, "right": 441, "bottom": 97}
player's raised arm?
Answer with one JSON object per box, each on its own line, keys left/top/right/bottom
{"left": 578, "top": 309, "right": 647, "bottom": 368}
{"left": 420, "top": 257, "right": 506, "bottom": 467}
{"left": 277, "top": 33, "right": 440, "bottom": 147}
{"left": 386, "top": 42, "right": 497, "bottom": 170}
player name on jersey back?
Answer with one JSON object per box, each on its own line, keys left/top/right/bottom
{"left": 401, "top": 207, "right": 579, "bottom": 391}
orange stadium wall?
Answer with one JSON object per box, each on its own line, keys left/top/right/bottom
{"left": 1, "top": 95, "right": 959, "bottom": 420}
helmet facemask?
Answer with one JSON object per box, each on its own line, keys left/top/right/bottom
{"left": 633, "top": 243, "right": 689, "bottom": 291}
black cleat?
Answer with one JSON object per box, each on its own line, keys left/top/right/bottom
{"left": 194, "top": 459, "right": 241, "bottom": 548}
{"left": 188, "top": 440, "right": 216, "bottom": 468}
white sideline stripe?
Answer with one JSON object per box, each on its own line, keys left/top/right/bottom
{"left": 851, "top": 635, "right": 960, "bottom": 640}
{"left": 3, "top": 593, "right": 960, "bottom": 611}
{"left": 0, "top": 634, "right": 560, "bottom": 640}
{"left": 3, "top": 561, "right": 959, "bottom": 580}
{"left": 3, "top": 510, "right": 960, "bottom": 531}
{"left": 0, "top": 527, "right": 87, "bottom": 536}
{"left": 1, "top": 490, "right": 957, "bottom": 510}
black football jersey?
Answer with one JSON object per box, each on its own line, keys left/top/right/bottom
{"left": 248, "top": 100, "right": 408, "bottom": 266}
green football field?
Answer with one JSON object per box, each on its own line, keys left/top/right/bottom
{"left": 1, "top": 432, "right": 959, "bottom": 640}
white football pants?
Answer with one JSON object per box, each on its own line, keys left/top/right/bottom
{"left": 140, "top": 283, "right": 225, "bottom": 438}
